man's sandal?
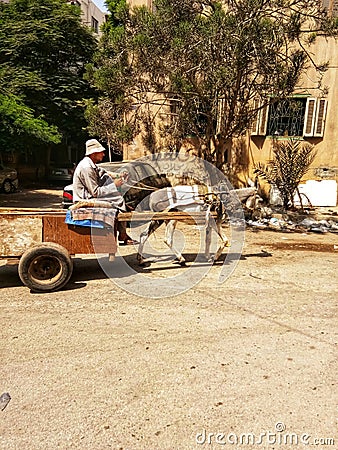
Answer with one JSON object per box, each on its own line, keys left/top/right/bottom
{"left": 119, "top": 237, "right": 139, "bottom": 246}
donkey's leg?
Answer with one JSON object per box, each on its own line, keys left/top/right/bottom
{"left": 212, "top": 220, "right": 230, "bottom": 262}
{"left": 205, "top": 222, "right": 212, "bottom": 261}
{"left": 212, "top": 221, "right": 230, "bottom": 261}
{"left": 163, "top": 220, "right": 186, "bottom": 265}
{"left": 205, "top": 220, "right": 230, "bottom": 263}
{"left": 137, "top": 220, "right": 163, "bottom": 264}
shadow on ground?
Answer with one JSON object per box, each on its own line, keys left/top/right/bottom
{"left": 0, "top": 250, "right": 272, "bottom": 292}
{"left": 0, "top": 186, "right": 64, "bottom": 209}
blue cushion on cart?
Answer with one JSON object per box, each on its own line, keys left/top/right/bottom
{"left": 65, "top": 209, "right": 104, "bottom": 229}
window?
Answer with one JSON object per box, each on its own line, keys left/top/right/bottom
{"left": 251, "top": 97, "right": 328, "bottom": 138}
{"left": 268, "top": 98, "right": 307, "bottom": 136}
{"left": 91, "top": 17, "right": 99, "bottom": 34}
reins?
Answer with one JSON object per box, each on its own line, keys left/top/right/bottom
{"left": 124, "top": 180, "right": 226, "bottom": 208}
{"left": 123, "top": 180, "right": 159, "bottom": 191}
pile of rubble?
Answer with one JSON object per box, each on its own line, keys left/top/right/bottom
{"left": 247, "top": 207, "right": 338, "bottom": 233}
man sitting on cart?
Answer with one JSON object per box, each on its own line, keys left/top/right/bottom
{"left": 72, "top": 139, "right": 137, "bottom": 245}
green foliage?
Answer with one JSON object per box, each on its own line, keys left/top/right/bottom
{"left": 254, "top": 139, "right": 317, "bottom": 209}
{"left": 0, "top": 93, "right": 61, "bottom": 146}
{"left": 0, "top": 0, "right": 98, "bottom": 155}
{"left": 103, "top": 0, "right": 128, "bottom": 34}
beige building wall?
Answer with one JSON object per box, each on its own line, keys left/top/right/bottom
{"left": 247, "top": 35, "right": 338, "bottom": 181}
{"left": 70, "top": 0, "right": 107, "bottom": 36}
{"left": 129, "top": 0, "right": 153, "bottom": 8}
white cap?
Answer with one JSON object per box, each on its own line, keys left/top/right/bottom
{"left": 85, "top": 139, "right": 105, "bottom": 155}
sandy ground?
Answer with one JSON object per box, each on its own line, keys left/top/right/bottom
{"left": 0, "top": 189, "right": 337, "bottom": 449}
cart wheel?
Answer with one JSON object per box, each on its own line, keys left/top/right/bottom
{"left": 2, "top": 179, "right": 13, "bottom": 194}
{"left": 18, "top": 243, "right": 73, "bottom": 292}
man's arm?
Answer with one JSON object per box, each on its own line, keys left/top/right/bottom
{"left": 80, "top": 165, "right": 120, "bottom": 199}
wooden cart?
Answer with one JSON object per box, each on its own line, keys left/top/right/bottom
{"left": 0, "top": 208, "right": 117, "bottom": 292}
{"left": 0, "top": 208, "right": 215, "bottom": 292}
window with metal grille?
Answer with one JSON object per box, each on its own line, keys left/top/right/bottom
{"left": 267, "top": 98, "right": 307, "bottom": 137}
{"left": 251, "top": 97, "right": 327, "bottom": 138}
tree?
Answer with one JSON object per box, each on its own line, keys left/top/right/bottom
{"left": 84, "top": 97, "right": 133, "bottom": 161}
{"left": 0, "top": 93, "right": 61, "bottom": 147}
{"left": 0, "top": 0, "right": 98, "bottom": 158}
{"left": 254, "top": 139, "right": 317, "bottom": 209}
{"left": 85, "top": 0, "right": 137, "bottom": 152}
{"left": 87, "top": 0, "right": 337, "bottom": 169}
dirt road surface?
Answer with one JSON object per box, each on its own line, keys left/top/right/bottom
{"left": 0, "top": 190, "right": 337, "bottom": 449}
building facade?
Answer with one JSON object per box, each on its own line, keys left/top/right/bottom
{"left": 125, "top": 0, "right": 338, "bottom": 204}
{"left": 69, "top": 0, "right": 107, "bottom": 36}
{"left": 248, "top": 35, "right": 337, "bottom": 183}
